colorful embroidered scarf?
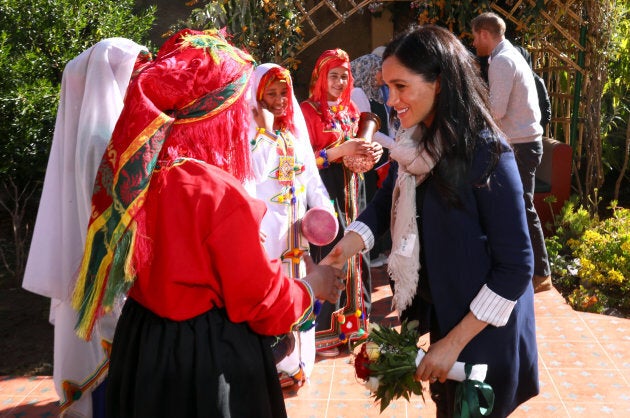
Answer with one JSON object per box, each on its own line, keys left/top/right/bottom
{"left": 72, "top": 29, "right": 255, "bottom": 340}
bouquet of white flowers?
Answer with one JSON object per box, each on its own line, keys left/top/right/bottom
{"left": 353, "top": 320, "right": 494, "bottom": 416}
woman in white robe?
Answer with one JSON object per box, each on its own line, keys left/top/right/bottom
{"left": 248, "top": 63, "right": 335, "bottom": 387}
{"left": 22, "top": 38, "right": 149, "bottom": 417}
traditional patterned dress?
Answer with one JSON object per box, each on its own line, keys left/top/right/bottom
{"left": 69, "top": 31, "right": 319, "bottom": 418}
{"left": 250, "top": 126, "right": 333, "bottom": 383}
{"left": 300, "top": 99, "right": 370, "bottom": 351}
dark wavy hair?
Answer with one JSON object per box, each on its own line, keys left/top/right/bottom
{"left": 383, "top": 24, "right": 504, "bottom": 207}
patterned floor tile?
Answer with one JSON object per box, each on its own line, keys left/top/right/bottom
{"left": 1, "top": 398, "right": 59, "bottom": 417}
{"left": 511, "top": 401, "right": 570, "bottom": 417}
{"left": 326, "top": 398, "right": 408, "bottom": 418}
{"left": 0, "top": 377, "right": 39, "bottom": 396}
{"left": 536, "top": 316, "right": 597, "bottom": 341}
{"left": 292, "top": 365, "right": 334, "bottom": 400}
{"left": 538, "top": 340, "right": 615, "bottom": 369}
{"left": 525, "top": 367, "right": 563, "bottom": 404}
{"left": 285, "top": 399, "right": 328, "bottom": 418}
{"left": 562, "top": 401, "right": 630, "bottom": 416}
{"left": 408, "top": 396, "right": 437, "bottom": 417}
{"left": 4, "top": 275, "right": 630, "bottom": 417}
{"left": 534, "top": 291, "right": 577, "bottom": 318}
{"left": 598, "top": 341, "right": 630, "bottom": 383}
{"left": 580, "top": 312, "right": 630, "bottom": 342}
{"left": 0, "top": 395, "right": 23, "bottom": 416}
{"left": 548, "top": 368, "right": 630, "bottom": 404}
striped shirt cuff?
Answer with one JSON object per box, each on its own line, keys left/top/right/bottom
{"left": 470, "top": 284, "right": 516, "bottom": 327}
{"left": 346, "top": 221, "right": 373, "bottom": 253}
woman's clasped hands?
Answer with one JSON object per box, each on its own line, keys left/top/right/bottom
{"left": 344, "top": 138, "right": 383, "bottom": 163}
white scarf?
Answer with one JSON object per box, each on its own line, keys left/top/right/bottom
{"left": 387, "top": 125, "right": 438, "bottom": 313}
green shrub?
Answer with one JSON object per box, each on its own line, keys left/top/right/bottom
{"left": 171, "top": 0, "right": 303, "bottom": 70}
{"left": 0, "top": 0, "right": 156, "bottom": 286}
{"left": 547, "top": 198, "right": 630, "bottom": 315}
{"left": 0, "top": 0, "right": 156, "bottom": 187}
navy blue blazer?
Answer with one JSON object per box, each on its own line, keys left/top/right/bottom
{"left": 358, "top": 132, "right": 539, "bottom": 416}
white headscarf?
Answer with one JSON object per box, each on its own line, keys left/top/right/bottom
{"left": 22, "top": 38, "right": 147, "bottom": 416}
{"left": 248, "top": 63, "right": 310, "bottom": 146}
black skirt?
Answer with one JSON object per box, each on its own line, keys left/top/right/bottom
{"left": 106, "top": 298, "right": 286, "bottom": 418}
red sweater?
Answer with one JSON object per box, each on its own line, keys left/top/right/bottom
{"left": 300, "top": 100, "right": 359, "bottom": 154}
{"left": 128, "top": 158, "right": 312, "bottom": 336}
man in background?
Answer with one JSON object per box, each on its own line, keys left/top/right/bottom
{"left": 471, "top": 12, "right": 552, "bottom": 293}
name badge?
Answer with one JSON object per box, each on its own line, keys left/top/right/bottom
{"left": 395, "top": 233, "right": 416, "bottom": 258}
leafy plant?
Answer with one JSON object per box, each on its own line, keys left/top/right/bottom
{"left": 415, "top": 0, "right": 493, "bottom": 37}
{"left": 0, "top": 0, "right": 155, "bottom": 187}
{"left": 546, "top": 197, "right": 630, "bottom": 315}
{"left": 0, "top": 0, "right": 155, "bottom": 286}
{"left": 171, "top": 0, "right": 303, "bottom": 69}
{"left": 600, "top": 1, "right": 630, "bottom": 202}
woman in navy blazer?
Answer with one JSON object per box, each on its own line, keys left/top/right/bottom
{"left": 323, "top": 25, "right": 539, "bottom": 417}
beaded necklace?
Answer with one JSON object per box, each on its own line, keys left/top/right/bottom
{"left": 274, "top": 128, "right": 307, "bottom": 277}
{"left": 327, "top": 103, "right": 356, "bottom": 139}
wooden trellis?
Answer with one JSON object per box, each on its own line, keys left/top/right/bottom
{"left": 294, "top": 0, "right": 374, "bottom": 53}
{"left": 293, "top": 0, "right": 589, "bottom": 153}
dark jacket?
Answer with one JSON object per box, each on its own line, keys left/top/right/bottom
{"left": 533, "top": 72, "right": 551, "bottom": 129}
{"left": 358, "top": 132, "right": 539, "bottom": 417}
{"left": 514, "top": 45, "right": 551, "bottom": 130}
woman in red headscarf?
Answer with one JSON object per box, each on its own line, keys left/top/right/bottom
{"left": 300, "top": 49, "right": 382, "bottom": 357}
{"left": 71, "top": 30, "right": 345, "bottom": 418}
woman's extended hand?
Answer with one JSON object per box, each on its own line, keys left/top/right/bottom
{"left": 326, "top": 139, "right": 380, "bottom": 163}
{"left": 320, "top": 231, "right": 365, "bottom": 269}
{"left": 320, "top": 246, "right": 347, "bottom": 270}
{"left": 341, "top": 138, "right": 374, "bottom": 157}
{"left": 302, "top": 253, "right": 345, "bottom": 303}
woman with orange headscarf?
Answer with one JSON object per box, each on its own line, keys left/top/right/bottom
{"left": 248, "top": 63, "right": 335, "bottom": 386}
{"left": 300, "top": 49, "right": 383, "bottom": 357}
{"left": 71, "top": 30, "right": 345, "bottom": 418}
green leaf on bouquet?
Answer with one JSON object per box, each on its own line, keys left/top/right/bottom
{"left": 359, "top": 320, "right": 425, "bottom": 411}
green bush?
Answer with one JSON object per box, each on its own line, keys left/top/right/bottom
{"left": 0, "top": 0, "right": 155, "bottom": 286}
{"left": 547, "top": 197, "right": 630, "bottom": 315}
{"left": 172, "top": 0, "right": 303, "bottom": 70}
{"left": 0, "top": 0, "right": 156, "bottom": 187}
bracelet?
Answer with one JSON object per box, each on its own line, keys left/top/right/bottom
{"left": 315, "top": 149, "right": 330, "bottom": 169}
{"left": 298, "top": 299, "right": 322, "bottom": 332}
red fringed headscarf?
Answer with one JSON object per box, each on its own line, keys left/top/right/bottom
{"left": 256, "top": 66, "right": 295, "bottom": 134}
{"left": 72, "top": 29, "right": 256, "bottom": 340}
{"left": 307, "top": 48, "right": 355, "bottom": 126}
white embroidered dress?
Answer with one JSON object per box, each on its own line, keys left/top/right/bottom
{"left": 249, "top": 63, "right": 334, "bottom": 381}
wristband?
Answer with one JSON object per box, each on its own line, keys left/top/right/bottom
{"left": 315, "top": 149, "right": 330, "bottom": 169}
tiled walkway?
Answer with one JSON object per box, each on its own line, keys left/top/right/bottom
{"left": 2, "top": 266, "right": 630, "bottom": 417}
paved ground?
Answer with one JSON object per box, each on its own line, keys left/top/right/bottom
{"left": 2, "top": 266, "right": 630, "bottom": 417}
